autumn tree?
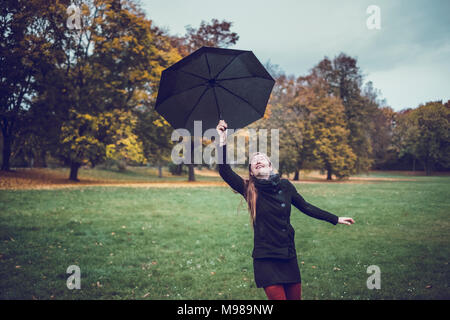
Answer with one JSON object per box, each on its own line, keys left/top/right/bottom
{"left": 169, "top": 18, "right": 240, "bottom": 58}
{"left": 28, "top": 0, "right": 172, "bottom": 180}
{"left": 312, "top": 53, "right": 378, "bottom": 174}
{"left": 262, "top": 72, "right": 315, "bottom": 179}
{"left": 132, "top": 24, "right": 181, "bottom": 178}
{"left": 135, "top": 105, "right": 174, "bottom": 178}
{"left": 296, "top": 74, "right": 356, "bottom": 180}
{"left": 260, "top": 67, "right": 355, "bottom": 180}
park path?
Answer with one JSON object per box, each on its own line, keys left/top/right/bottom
{"left": 0, "top": 168, "right": 418, "bottom": 190}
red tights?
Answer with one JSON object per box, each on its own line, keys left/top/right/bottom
{"left": 263, "top": 283, "right": 302, "bottom": 300}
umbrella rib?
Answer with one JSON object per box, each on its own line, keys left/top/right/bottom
{"left": 212, "top": 87, "right": 222, "bottom": 120}
{"left": 205, "top": 53, "right": 212, "bottom": 78}
{"left": 218, "top": 75, "right": 271, "bottom": 81}
{"left": 213, "top": 52, "right": 244, "bottom": 79}
{"left": 183, "top": 87, "right": 210, "bottom": 128}
{"left": 217, "top": 84, "right": 265, "bottom": 117}
{"left": 155, "top": 83, "right": 206, "bottom": 110}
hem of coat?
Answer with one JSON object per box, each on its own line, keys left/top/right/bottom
{"left": 252, "top": 253, "right": 297, "bottom": 259}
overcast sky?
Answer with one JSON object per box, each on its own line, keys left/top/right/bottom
{"left": 142, "top": 0, "right": 450, "bottom": 111}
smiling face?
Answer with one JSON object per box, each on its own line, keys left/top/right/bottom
{"left": 249, "top": 152, "right": 272, "bottom": 178}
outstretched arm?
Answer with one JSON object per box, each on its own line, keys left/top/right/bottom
{"left": 216, "top": 120, "right": 245, "bottom": 197}
{"left": 288, "top": 181, "right": 354, "bottom": 225}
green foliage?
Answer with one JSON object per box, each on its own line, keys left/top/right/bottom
{"left": 393, "top": 101, "right": 450, "bottom": 175}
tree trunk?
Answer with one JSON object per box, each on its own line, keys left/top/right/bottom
{"left": 425, "top": 158, "right": 432, "bottom": 176}
{"left": 327, "top": 169, "right": 333, "bottom": 180}
{"left": 1, "top": 130, "right": 12, "bottom": 171}
{"left": 158, "top": 164, "right": 163, "bottom": 178}
{"left": 117, "top": 159, "right": 127, "bottom": 172}
{"left": 293, "top": 170, "right": 299, "bottom": 181}
{"left": 187, "top": 137, "right": 196, "bottom": 181}
{"left": 69, "top": 162, "right": 81, "bottom": 181}
{"left": 188, "top": 163, "right": 195, "bottom": 181}
{"left": 34, "top": 149, "right": 47, "bottom": 168}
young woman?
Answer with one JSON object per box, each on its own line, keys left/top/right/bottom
{"left": 216, "top": 120, "right": 355, "bottom": 300}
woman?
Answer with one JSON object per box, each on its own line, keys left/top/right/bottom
{"left": 216, "top": 120, "right": 355, "bottom": 300}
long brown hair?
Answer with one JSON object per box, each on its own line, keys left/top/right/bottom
{"left": 243, "top": 163, "right": 258, "bottom": 225}
{"left": 241, "top": 152, "right": 272, "bottom": 226}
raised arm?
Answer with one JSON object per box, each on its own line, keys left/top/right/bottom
{"left": 216, "top": 120, "right": 245, "bottom": 197}
{"left": 288, "top": 181, "right": 339, "bottom": 225}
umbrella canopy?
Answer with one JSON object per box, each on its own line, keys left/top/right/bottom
{"left": 155, "top": 46, "right": 275, "bottom": 135}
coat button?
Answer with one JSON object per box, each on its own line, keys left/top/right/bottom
{"left": 278, "top": 190, "right": 282, "bottom": 194}
{"left": 282, "top": 228, "right": 287, "bottom": 232}
{"left": 281, "top": 203, "right": 286, "bottom": 208}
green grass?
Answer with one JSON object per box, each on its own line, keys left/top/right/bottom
{"left": 0, "top": 174, "right": 449, "bottom": 300}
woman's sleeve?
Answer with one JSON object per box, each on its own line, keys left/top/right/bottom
{"left": 217, "top": 143, "right": 245, "bottom": 197}
{"left": 288, "top": 181, "right": 338, "bottom": 225}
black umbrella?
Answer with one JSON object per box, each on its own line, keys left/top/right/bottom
{"left": 155, "top": 46, "right": 275, "bottom": 135}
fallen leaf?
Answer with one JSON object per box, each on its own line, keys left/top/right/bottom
{"left": 142, "top": 292, "right": 150, "bottom": 298}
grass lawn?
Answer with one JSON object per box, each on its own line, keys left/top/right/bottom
{"left": 0, "top": 173, "right": 449, "bottom": 300}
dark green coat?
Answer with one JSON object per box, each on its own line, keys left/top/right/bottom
{"left": 218, "top": 144, "right": 338, "bottom": 259}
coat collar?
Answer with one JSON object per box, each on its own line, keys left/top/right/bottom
{"left": 254, "top": 172, "right": 281, "bottom": 191}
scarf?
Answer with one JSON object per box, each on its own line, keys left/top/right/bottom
{"left": 253, "top": 172, "right": 281, "bottom": 192}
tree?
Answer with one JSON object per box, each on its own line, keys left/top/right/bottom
{"left": 370, "top": 106, "right": 398, "bottom": 169}
{"left": 175, "top": 18, "right": 239, "bottom": 57}
{"left": 30, "top": 0, "right": 169, "bottom": 180}
{"left": 259, "top": 68, "right": 355, "bottom": 180}
{"left": 264, "top": 74, "right": 316, "bottom": 180}
{"left": 393, "top": 101, "right": 450, "bottom": 175}
{"left": 296, "top": 74, "right": 356, "bottom": 180}
{"left": 133, "top": 24, "right": 181, "bottom": 178}
{"left": 0, "top": 0, "right": 52, "bottom": 170}
{"left": 135, "top": 105, "right": 174, "bottom": 178}
{"left": 312, "top": 53, "right": 378, "bottom": 174}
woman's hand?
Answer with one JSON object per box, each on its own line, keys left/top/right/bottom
{"left": 216, "top": 120, "right": 228, "bottom": 146}
{"left": 338, "top": 217, "right": 355, "bottom": 225}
